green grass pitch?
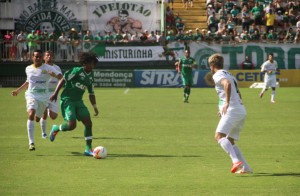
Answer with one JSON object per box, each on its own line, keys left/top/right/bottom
{"left": 0, "top": 87, "right": 299, "bottom": 195}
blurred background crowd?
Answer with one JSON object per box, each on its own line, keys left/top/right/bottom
{"left": 0, "top": 0, "right": 299, "bottom": 62}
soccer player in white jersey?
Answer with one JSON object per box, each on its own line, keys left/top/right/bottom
{"left": 208, "top": 54, "right": 252, "bottom": 174}
{"left": 259, "top": 53, "right": 279, "bottom": 103}
{"left": 11, "top": 50, "right": 62, "bottom": 151}
{"left": 39, "top": 51, "right": 63, "bottom": 138}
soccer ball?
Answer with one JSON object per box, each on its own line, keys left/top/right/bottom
{"left": 93, "top": 146, "right": 107, "bottom": 159}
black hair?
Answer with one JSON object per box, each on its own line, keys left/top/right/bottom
{"left": 33, "top": 49, "right": 43, "bottom": 54}
{"left": 79, "top": 52, "right": 98, "bottom": 65}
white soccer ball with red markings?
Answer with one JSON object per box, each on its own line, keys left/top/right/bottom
{"left": 93, "top": 146, "right": 107, "bottom": 159}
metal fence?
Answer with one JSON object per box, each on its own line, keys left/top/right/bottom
{"left": 0, "top": 39, "right": 164, "bottom": 62}
{"left": 1, "top": 36, "right": 299, "bottom": 63}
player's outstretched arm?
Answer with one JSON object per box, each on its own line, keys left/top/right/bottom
{"left": 50, "top": 78, "right": 65, "bottom": 102}
{"left": 48, "top": 67, "right": 63, "bottom": 80}
{"left": 11, "top": 81, "right": 28, "bottom": 96}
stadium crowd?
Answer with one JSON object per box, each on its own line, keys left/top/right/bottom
{"left": 0, "top": 28, "right": 167, "bottom": 62}
{"left": 0, "top": 0, "right": 299, "bottom": 62}
{"left": 167, "top": 0, "right": 300, "bottom": 43}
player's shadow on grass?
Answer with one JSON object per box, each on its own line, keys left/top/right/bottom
{"left": 108, "top": 153, "right": 202, "bottom": 158}
{"left": 238, "top": 172, "right": 300, "bottom": 177}
{"left": 72, "top": 136, "right": 137, "bottom": 140}
{"left": 46, "top": 152, "right": 202, "bottom": 158}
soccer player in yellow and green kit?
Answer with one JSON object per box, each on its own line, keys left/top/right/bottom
{"left": 49, "top": 52, "right": 99, "bottom": 156}
{"left": 178, "top": 50, "right": 196, "bottom": 103}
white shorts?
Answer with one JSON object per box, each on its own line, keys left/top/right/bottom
{"left": 26, "top": 95, "right": 48, "bottom": 118}
{"left": 264, "top": 75, "right": 277, "bottom": 88}
{"left": 47, "top": 99, "right": 59, "bottom": 114}
{"left": 216, "top": 106, "right": 246, "bottom": 141}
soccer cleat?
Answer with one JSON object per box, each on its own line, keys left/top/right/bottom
{"left": 231, "top": 161, "right": 243, "bottom": 173}
{"left": 235, "top": 169, "right": 253, "bottom": 174}
{"left": 49, "top": 125, "right": 59, "bottom": 142}
{"left": 84, "top": 149, "right": 94, "bottom": 156}
{"left": 259, "top": 92, "right": 264, "bottom": 98}
{"left": 29, "top": 143, "right": 35, "bottom": 151}
{"left": 271, "top": 100, "right": 276, "bottom": 103}
{"left": 42, "top": 133, "right": 48, "bottom": 139}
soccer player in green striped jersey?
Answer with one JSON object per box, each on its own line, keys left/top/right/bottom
{"left": 49, "top": 52, "right": 99, "bottom": 156}
{"left": 178, "top": 50, "right": 196, "bottom": 103}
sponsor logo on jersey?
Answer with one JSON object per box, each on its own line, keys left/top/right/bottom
{"left": 75, "top": 82, "right": 86, "bottom": 90}
{"left": 41, "top": 70, "right": 48, "bottom": 74}
{"left": 35, "top": 80, "right": 46, "bottom": 83}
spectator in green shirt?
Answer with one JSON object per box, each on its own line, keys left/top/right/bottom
{"left": 251, "top": 2, "right": 263, "bottom": 31}
{"left": 230, "top": 4, "right": 240, "bottom": 25}
{"left": 267, "top": 29, "right": 278, "bottom": 42}
{"left": 83, "top": 30, "right": 94, "bottom": 52}
{"left": 104, "top": 31, "right": 114, "bottom": 43}
{"left": 193, "top": 28, "right": 203, "bottom": 41}
{"left": 27, "top": 30, "right": 39, "bottom": 59}
{"left": 94, "top": 32, "right": 104, "bottom": 42}
{"left": 114, "top": 30, "right": 124, "bottom": 42}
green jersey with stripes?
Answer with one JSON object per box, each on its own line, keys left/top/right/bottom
{"left": 179, "top": 56, "right": 195, "bottom": 77}
{"left": 61, "top": 67, "right": 94, "bottom": 101}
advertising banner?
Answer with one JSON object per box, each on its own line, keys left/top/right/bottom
{"left": 134, "top": 70, "right": 214, "bottom": 88}
{"left": 93, "top": 69, "right": 300, "bottom": 88}
{"left": 97, "top": 45, "right": 166, "bottom": 61}
{"left": 273, "top": 70, "right": 300, "bottom": 87}
{"left": 222, "top": 70, "right": 300, "bottom": 88}
{"left": 93, "top": 70, "right": 135, "bottom": 87}
{"left": 189, "top": 42, "right": 300, "bottom": 70}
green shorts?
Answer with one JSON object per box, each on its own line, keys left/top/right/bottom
{"left": 182, "top": 75, "right": 193, "bottom": 86}
{"left": 60, "top": 99, "right": 90, "bottom": 121}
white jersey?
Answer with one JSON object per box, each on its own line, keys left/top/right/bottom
{"left": 213, "top": 70, "right": 244, "bottom": 111}
{"left": 261, "top": 60, "right": 277, "bottom": 82}
{"left": 213, "top": 70, "right": 246, "bottom": 140}
{"left": 48, "top": 64, "right": 62, "bottom": 93}
{"left": 25, "top": 64, "right": 62, "bottom": 101}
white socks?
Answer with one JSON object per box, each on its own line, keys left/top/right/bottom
{"left": 27, "top": 120, "right": 34, "bottom": 144}
{"left": 40, "top": 118, "right": 47, "bottom": 135}
{"left": 271, "top": 90, "right": 275, "bottom": 102}
{"left": 233, "top": 145, "right": 251, "bottom": 171}
{"left": 218, "top": 137, "right": 239, "bottom": 163}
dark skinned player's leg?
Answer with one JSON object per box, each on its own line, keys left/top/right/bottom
{"left": 81, "top": 117, "right": 93, "bottom": 152}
